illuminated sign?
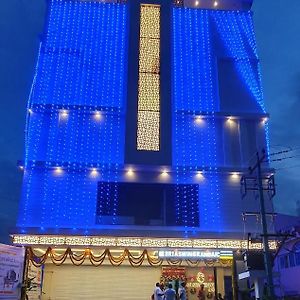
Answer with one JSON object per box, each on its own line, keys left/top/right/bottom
{"left": 158, "top": 250, "right": 233, "bottom": 259}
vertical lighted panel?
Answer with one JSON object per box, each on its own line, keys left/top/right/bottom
{"left": 172, "top": 8, "right": 221, "bottom": 231}
{"left": 18, "top": 1, "right": 128, "bottom": 230}
{"left": 136, "top": 4, "right": 161, "bottom": 151}
{"left": 172, "top": 7, "right": 269, "bottom": 231}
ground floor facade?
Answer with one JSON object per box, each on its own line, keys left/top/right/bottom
{"left": 42, "top": 263, "right": 232, "bottom": 300}
{"left": 12, "top": 234, "right": 276, "bottom": 300}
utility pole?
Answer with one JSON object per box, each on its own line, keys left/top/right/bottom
{"left": 249, "top": 149, "right": 275, "bottom": 299}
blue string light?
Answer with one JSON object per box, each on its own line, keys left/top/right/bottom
{"left": 18, "top": 1, "right": 270, "bottom": 237}
{"left": 17, "top": 0, "right": 128, "bottom": 231}
{"left": 173, "top": 7, "right": 221, "bottom": 232}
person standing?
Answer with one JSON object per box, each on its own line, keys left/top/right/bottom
{"left": 197, "top": 284, "right": 206, "bottom": 300}
{"left": 178, "top": 282, "right": 187, "bottom": 300}
{"left": 164, "top": 283, "right": 176, "bottom": 300}
{"left": 154, "top": 282, "right": 164, "bottom": 300}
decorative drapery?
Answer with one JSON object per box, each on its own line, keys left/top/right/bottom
{"left": 27, "top": 247, "right": 232, "bottom": 268}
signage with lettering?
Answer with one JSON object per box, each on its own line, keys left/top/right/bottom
{"left": 162, "top": 267, "right": 186, "bottom": 277}
{"left": 158, "top": 250, "right": 233, "bottom": 260}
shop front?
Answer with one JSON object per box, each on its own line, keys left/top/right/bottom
{"left": 41, "top": 261, "right": 232, "bottom": 300}
{"left": 12, "top": 235, "right": 276, "bottom": 300}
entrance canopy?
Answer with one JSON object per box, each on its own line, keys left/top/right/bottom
{"left": 11, "top": 234, "right": 277, "bottom": 267}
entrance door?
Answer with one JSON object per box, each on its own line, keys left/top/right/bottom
{"left": 224, "top": 276, "right": 233, "bottom": 300}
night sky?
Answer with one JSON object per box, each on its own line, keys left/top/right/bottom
{"left": 0, "top": 0, "right": 299, "bottom": 243}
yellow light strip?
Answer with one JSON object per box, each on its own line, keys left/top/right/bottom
{"left": 12, "top": 235, "right": 277, "bottom": 250}
{"left": 137, "top": 4, "right": 160, "bottom": 151}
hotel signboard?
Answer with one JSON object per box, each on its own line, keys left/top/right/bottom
{"left": 158, "top": 250, "right": 233, "bottom": 260}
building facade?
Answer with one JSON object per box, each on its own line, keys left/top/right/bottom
{"left": 13, "top": 0, "right": 275, "bottom": 299}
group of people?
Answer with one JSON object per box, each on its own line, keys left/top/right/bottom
{"left": 153, "top": 282, "right": 187, "bottom": 300}
{"left": 153, "top": 282, "right": 225, "bottom": 300}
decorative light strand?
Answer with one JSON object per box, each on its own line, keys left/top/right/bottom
{"left": 17, "top": 0, "right": 128, "bottom": 231}
{"left": 12, "top": 234, "right": 277, "bottom": 251}
{"left": 136, "top": 4, "right": 161, "bottom": 151}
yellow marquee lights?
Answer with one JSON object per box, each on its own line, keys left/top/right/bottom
{"left": 138, "top": 74, "right": 160, "bottom": 111}
{"left": 168, "top": 239, "right": 193, "bottom": 248}
{"left": 142, "top": 238, "right": 167, "bottom": 248}
{"left": 116, "top": 238, "right": 142, "bottom": 247}
{"left": 90, "top": 237, "right": 116, "bottom": 247}
{"left": 12, "top": 235, "right": 277, "bottom": 250}
{"left": 139, "top": 39, "right": 160, "bottom": 74}
{"left": 39, "top": 236, "right": 65, "bottom": 245}
{"left": 137, "top": 4, "right": 161, "bottom": 152}
{"left": 139, "top": 5, "right": 160, "bottom": 39}
{"left": 137, "top": 111, "right": 160, "bottom": 151}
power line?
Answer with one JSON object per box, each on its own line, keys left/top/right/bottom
{"left": 269, "top": 147, "right": 300, "bottom": 157}
{"left": 268, "top": 154, "right": 300, "bottom": 162}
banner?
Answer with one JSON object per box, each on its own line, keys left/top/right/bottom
{"left": 0, "top": 243, "right": 25, "bottom": 299}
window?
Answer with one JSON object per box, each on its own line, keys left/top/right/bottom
{"left": 295, "top": 252, "right": 300, "bottom": 266}
{"left": 280, "top": 255, "right": 289, "bottom": 269}
{"left": 96, "top": 182, "right": 199, "bottom": 227}
{"left": 289, "top": 252, "right": 295, "bottom": 267}
{"left": 280, "top": 256, "right": 285, "bottom": 269}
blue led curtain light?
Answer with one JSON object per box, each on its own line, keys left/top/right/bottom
{"left": 172, "top": 8, "right": 268, "bottom": 231}
{"left": 173, "top": 8, "right": 221, "bottom": 231}
{"left": 18, "top": 1, "right": 269, "bottom": 235}
{"left": 18, "top": 0, "right": 128, "bottom": 230}
{"left": 212, "top": 10, "right": 265, "bottom": 112}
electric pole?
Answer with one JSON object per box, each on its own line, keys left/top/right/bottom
{"left": 249, "top": 149, "right": 275, "bottom": 299}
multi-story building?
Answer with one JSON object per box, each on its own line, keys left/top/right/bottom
{"left": 272, "top": 214, "right": 300, "bottom": 297}
{"left": 12, "top": 0, "right": 275, "bottom": 299}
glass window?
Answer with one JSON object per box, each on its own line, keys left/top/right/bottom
{"left": 284, "top": 255, "right": 289, "bottom": 268}
{"left": 295, "top": 252, "right": 300, "bottom": 266}
{"left": 289, "top": 252, "right": 295, "bottom": 267}
{"left": 280, "top": 256, "right": 285, "bottom": 269}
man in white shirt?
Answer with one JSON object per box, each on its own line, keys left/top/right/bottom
{"left": 154, "top": 282, "right": 164, "bottom": 300}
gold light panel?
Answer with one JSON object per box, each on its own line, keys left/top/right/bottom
{"left": 137, "top": 111, "right": 160, "bottom": 151}
{"left": 12, "top": 234, "right": 278, "bottom": 250}
{"left": 138, "top": 74, "right": 160, "bottom": 111}
{"left": 140, "top": 5, "right": 160, "bottom": 39}
{"left": 139, "top": 39, "right": 160, "bottom": 73}
{"left": 137, "top": 4, "right": 161, "bottom": 151}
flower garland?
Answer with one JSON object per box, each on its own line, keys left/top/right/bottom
{"left": 27, "top": 247, "right": 233, "bottom": 268}
{"left": 28, "top": 247, "right": 163, "bottom": 267}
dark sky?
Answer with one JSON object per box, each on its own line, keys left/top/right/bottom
{"left": 0, "top": 0, "right": 299, "bottom": 243}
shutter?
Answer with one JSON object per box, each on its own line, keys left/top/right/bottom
{"left": 42, "top": 264, "right": 161, "bottom": 300}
